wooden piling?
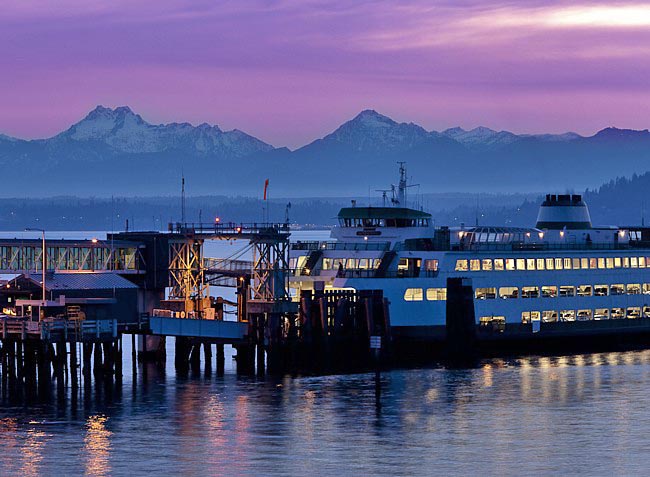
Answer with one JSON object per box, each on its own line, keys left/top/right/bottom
{"left": 203, "top": 342, "right": 212, "bottom": 375}
{"left": 70, "top": 342, "right": 79, "bottom": 389}
{"left": 216, "top": 344, "right": 225, "bottom": 376}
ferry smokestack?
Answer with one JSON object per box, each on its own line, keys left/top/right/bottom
{"left": 535, "top": 194, "right": 592, "bottom": 230}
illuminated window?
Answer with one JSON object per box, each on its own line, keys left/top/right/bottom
{"left": 623, "top": 257, "right": 630, "bottom": 268}
{"left": 499, "top": 287, "right": 518, "bottom": 299}
{"left": 494, "top": 259, "right": 504, "bottom": 271}
{"left": 560, "top": 310, "right": 575, "bottom": 322}
{"left": 643, "top": 284, "right": 650, "bottom": 295}
{"left": 559, "top": 286, "right": 576, "bottom": 297}
{"left": 581, "top": 258, "right": 589, "bottom": 269}
{"left": 627, "top": 307, "right": 642, "bottom": 319}
{"left": 404, "top": 288, "right": 423, "bottom": 301}
{"left": 482, "top": 259, "right": 493, "bottom": 271}
{"left": 426, "top": 288, "right": 447, "bottom": 301}
{"left": 541, "top": 286, "right": 557, "bottom": 298}
{"left": 542, "top": 310, "right": 558, "bottom": 322}
{"left": 521, "top": 311, "right": 540, "bottom": 323}
{"left": 322, "top": 258, "right": 333, "bottom": 270}
{"left": 470, "top": 259, "right": 480, "bottom": 271}
{"left": 577, "top": 285, "right": 592, "bottom": 297}
{"left": 614, "top": 257, "right": 622, "bottom": 268}
{"left": 597, "top": 258, "right": 605, "bottom": 269}
{"left": 479, "top": 316, "right": 505, "bottom": 332}
{"left": 475, "top": 287, "right": 496, "bottom": 300}
{"left": 606, "top": 257, "right": 614, "bottom": 269}
{"left": 535, "top": 258, "right": 544, "bottom": 270}
{"left": 594, "top": 284, "right": 608, "bottom": 296}
{"left": 631, "top": 257, "right": 638, "bottom": 268}
{"left": 577, "top": 309, "right": 592, "bottom": 321}
{"left": 595, "top": 308, "right": 609, "bottom": 320}
{"left": 589, "top": 258, "right": 597, "bottom": 269}
{"left": 424, "top": 259, "right": 439, "bottom": 272}
{"left": 611, "top": 308, "right": 625, "bottom": 319}
{"left": 516, "top": 259, "right": 526, "bottom": 270}
{"left": 610, "top": 284, "right": 625, "bottom": 295}
{"left": 564, "top": 258, "right": 572, "bottom": 270}
{"left": 640, "top": 257, "right": 646, "bottom": 268}
{"left": 526, "top": 258, "right": 536, "bottom": 270}
{"left": 627, "top": 283, "right": 641, "bottom": 295}
{"left": 546, "top": 258, "right": 554, "bottom": 270}
{"left": 644, "top": 306, "right": 650, "bottom": 318}
{"left": 455, "top": 259, "right": 468, "bottom": 271}
{"left": 522, "top": 286, "right": 539, "bottom": 298}
{"left": 506, "top": 259, "right": 515, "bottom": 271}
{"left": 572, "top": 258, "right": 581, "bottom": 269}
{"left": 554, "top": 258, "right": 563, "bottom": 270}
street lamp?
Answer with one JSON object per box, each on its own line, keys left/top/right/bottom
{"left": 25, "top": 227, "right": 46, "bottom": 307}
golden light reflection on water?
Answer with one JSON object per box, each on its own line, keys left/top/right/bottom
{"left": 20, "top": 427, "right": 47, "bottom": 477}
{"left": 84, "top": 415, "right": 112, "bottom": 477}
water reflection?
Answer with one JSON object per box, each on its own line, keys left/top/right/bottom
{"left": 1, "top": 348, "right": 650, "bottom": 475}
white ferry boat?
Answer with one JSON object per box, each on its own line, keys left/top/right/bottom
{"left": 289, "top": 165, "right": 650, "bottom": 349}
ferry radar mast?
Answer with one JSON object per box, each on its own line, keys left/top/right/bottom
{"left": 393, "top": 162, "right": 419, "bottom": 207}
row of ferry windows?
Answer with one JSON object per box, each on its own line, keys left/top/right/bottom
{"left": 455, "top": 256, "right": 650, "bottom": 272}
{"left": 322, "top": 258, "right": 382, "bottom": 270}
{"left": 475, "top": 283, "right": 650, "bottom": 299}
{"left": 480, "top": 307, "right": 650, "bottom": 326}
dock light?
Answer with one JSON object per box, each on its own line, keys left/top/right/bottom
{"left": 215, "top": 217, "right": 220, "bottom": 223}
{"left": 560, "top": 230, "right": 565, "bottom": 238}
{"left": 526, "top": 232, "right": 531, "bottom": 238}
{"left": 538, "top": 232, "right": 544, "bottom": 239}
{"left": 364, "top": 236, "right": 368, "bottom": 241}
{"left": 619, "top": 230, "right": 626, "bottom": 238}
{"left": 236, "top": 227, "right": 242, "bottom": 233}
{"left": 91, "top": 238, "right": 98, "bottom": 244}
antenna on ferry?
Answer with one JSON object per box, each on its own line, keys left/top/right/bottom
{"left": 375, "top": 189, "right": 391, "bottom": 207}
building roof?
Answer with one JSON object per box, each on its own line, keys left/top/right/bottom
{"left": 338, "top": 207, "right": 431, "bottom": 220}
{"left": 24, "top": 273, "right": 138, "bottom": 291}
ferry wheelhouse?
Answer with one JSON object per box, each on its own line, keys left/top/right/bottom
{"left": 289, "top": 167, "right": 650, "bottom": 346}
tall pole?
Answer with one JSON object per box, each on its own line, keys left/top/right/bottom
{"left": 41, "top": 230, "right": 46, "bottom": 306}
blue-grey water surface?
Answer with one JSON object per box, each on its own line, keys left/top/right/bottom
{"left": 2, "top": 345, "right": 650, "bottom": 476}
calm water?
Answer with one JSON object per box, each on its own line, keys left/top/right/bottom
{"left": 3, "top": 347, "right": 650, "bottom": 476}
{"left": 3, "top": 231, "right": 650, "bottom": 475}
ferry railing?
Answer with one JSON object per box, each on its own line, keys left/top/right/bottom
{"left": 296, "top": 269, "right": 439, "bottom": 279}
{"left": 291, "top": 241, "right": 390, "bottom": 252}
{"left": 453, "top": 241, "right": 642, "bottom": 252}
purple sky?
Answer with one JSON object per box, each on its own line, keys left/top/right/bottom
{"left": 3, "top": 0, "right": 650, "bottom": 147}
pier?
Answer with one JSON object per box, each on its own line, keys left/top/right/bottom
{"left": 0, "top": 223, "right": 392, "bottom": 389}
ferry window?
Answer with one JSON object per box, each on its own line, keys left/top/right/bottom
{"left": 521, "top": 311, "right": 531, "bottom": 324}
{"left": 347, "top": 259, "right": 359, "bottom": 269}
{"left": 536, "top": 259, "right": 545, "bottom": 270}
{"left": 589, "top": 258, "right": 597, "bottom": 269}
{"left": 470, "top": 259, "right": 480, "bottom": 271}
{"left": 546, "top": 258, "right": 554, "bottom": 270}
{"left": 572, "top": 258, "right": 581, "bottom": 269}
{"left": 560, "top": 310, "right": 575, "bottom": 322}
{"left": 631, "top": 257, "right": 639, "bottom": 268}
{"left": 623, "top": 257, "right": 630, "bottom": 268}
{"left": 542, "top": 310, "right": 558, "bottom": 322}
{"left": 506, "top": 259, "right": 516, "bottom": 271}
{"left": 611, "top": 308, "right": 625, "bottom": 319}
{"left": 610, "top": 284, "right": 625, "bottom": 295}
{"left": 455, "top": 259, "right": 468, "bottom": 271}
{"left": 614, "top": 257, "right": 622, "bottom": 268}
{"left": 426, "top": 288, "right": 447, "bottom": 301}
{"left": 480, "top": 316, "right": 505, "bottom": 332}
{"left": 644, "top": 306, "right": 650, "bottom": 318}
{"left": 595, "top": 308, "right": 609, "bottom": 320}
{"left": 358, "top": 259, "right": 370, "bottom": 269}
{"left": 494, "top": 259, "right": 504, "bottom": 271}
{"left": 555, "top": 258, "right": 563, "bottom": 270}
{"left": 577, "top": 285, "right": 592, "bottom": 297}
{"left": 564, "top": 258, "right": 572, "bottom": 270}
{"left": 488, "top": 233, "right": 497, "bottom": 242}
{"left": 594, "top": 284, "right": 608, "bottom": 296}
{"left": 522, "top": 286, "right": 539, "bottom": 298}
{"left": 559, "top": 285, "right": 575, "bottom": 297}
{"left": 606, "top": 258, "right": 614, "bottom": 269}
{"left": 404, "top": 288, "right": 423, "bottom": 301}
{"left": 322, "top": 258, "right": 333, "bottom": 270}
{"left": 640, "top": 257, "right": 647, "bottom": 268}
{"left": 598, "top": 258, "right": 605, "bottom": 269}
{"left": 475, "top": 287, "right": 496, "bottom": 300}
{"left": 577, "top": 309, "right": 592, "bottom": 321}
{"left": 424, "top": 259, "right": 439, "bottom": 272}
{"left": 581, "top": 258, "right": 589, "bottom": 269}
{"left": 644, "top": 284, "right": 650, "bottom": 295}
{"left": 542, "top": 286, "right": 557, "bottom": 298}
{"left": 482, "top": 259, "right": 493, "bottom": 271}
{"left": 372, "top": 259, "right": 382, "bottom": 269}
{"left": 333, "top": 258, "right": 346, "bottom": 269}
{"left": 516, "top": 258, "right": 526, "bottom": 270}
{"left": 526, "top": 258, "right": 536, "bottom": 270}
{"left": 627, "top": 307, "right": 642, "bottom": 319}
{"left": 627, "top": 283, "right": 641, "bottom": 295}
{"left": 499, "top": 287, "right": 518, "bottom": 299}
